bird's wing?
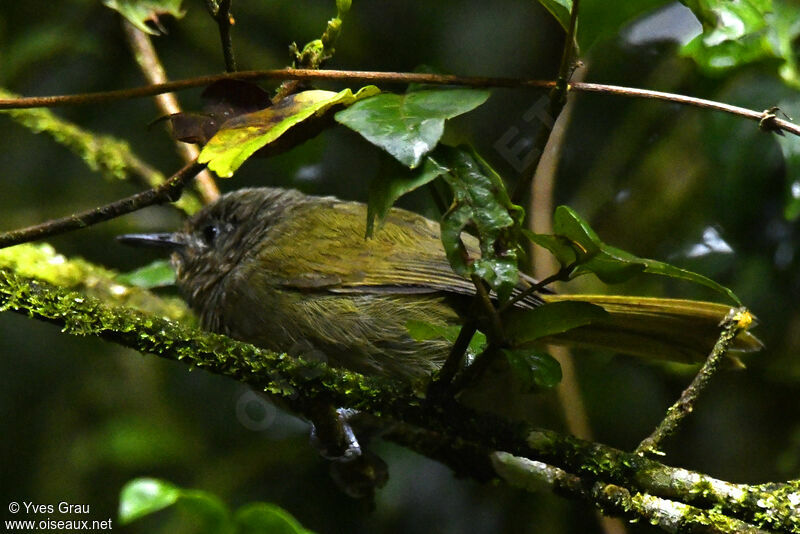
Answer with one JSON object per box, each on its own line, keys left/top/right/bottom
{"left": 251, "top": 199, "right": 483, "bottom": 297}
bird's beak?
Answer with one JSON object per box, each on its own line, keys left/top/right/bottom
{"left": 116, "top": 232, "right": 187, "bottom": 250}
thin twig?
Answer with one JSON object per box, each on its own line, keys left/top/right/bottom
{"left": 0, "top": 161, "right": 205, "bottom": 249}
{"left": 0, "top": 69, "right": 796, "bottom": 136}
{"left": 205, "top": 0, "right": 237, "bottom": 72}
{"left": 499, "top": 261, "right": 576, "bottom": 313}
{"left": 427, "top": 320, "right": 477, "bottom": 395}
{"left": 470, "top": 273, "right": 504, "bottom": 341}
{"left": 636, "top": 308, "right": 754, "bottom": 456}
{"left": 122, "top": 21, "right": 220, "bottom": 204}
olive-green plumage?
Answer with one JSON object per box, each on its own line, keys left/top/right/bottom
{"left": 121, "top": 187, "right": 761, "bottom": 382}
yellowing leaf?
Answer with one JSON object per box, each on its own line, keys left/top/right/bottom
{"left": 198, "top": 86, "right": 380, "bottom": 178}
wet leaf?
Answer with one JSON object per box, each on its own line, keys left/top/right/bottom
{"left": 504, "top": 348, "right": 562, "bottom": 389}
{"left": 335, "top": 89, "right": 490, "bottom": 168}
{"left": 199, "top": 86, "right": 379, "bottom": 177}
{"left": 366, "top": 155, "right": 448, "bottom": 237}
{"left": 505, "top": 300, "right": 609, "bottom": 345}
{"left": 435, "top": 146, "right": 523, "bottom": 301}
{"left": 103, "top": 0, "right": 184, "bottom": 35}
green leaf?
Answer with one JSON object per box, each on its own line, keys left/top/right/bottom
{"left": 234, "top": 503, "right": 313, "bottom": 534}
{"left": 680, "top": 0, "right": 774, "bottom": 74}
{"left": 578, "top": 0, "right": 672, "bottom": 51}
{"left": 682, "top": 0, "right": 771, "bottom": 44}
{"left": 537, "top": 0, "right": 572, "bottom": 31}
{"left": 405, "top": 320, "right": 487, "bottom": 355}
{"left": 505, "top": 300, "right": 609, "bottom": 344}
{"left": 767, "top": 2, "right": 800, "bottom": 88}
{"left": 504, "top": 348, "right": 562, "bottom": 389}
{"left": 119, "top": 478, "right": 180, "bottom": 524}
{"left": 435, "top": 146, "right": 523, "bottom": 301}
{"left": 199, "top": 86, "right": 379, "bottom": 177}
{"left": 366, "top": 155, "right": 449, "bottom": 237}
{"left": 540, "top": 0, "right": 677, "bottom": 50}
{"left": 522, "top": 230, "right": 577, "bottom": 266}
{"left": 102, "top": 0, "right": 184, "bottom": 35}
{"left": 335, "top": 89, "right": 491, "bottom": 168}
{"left": 529, "top": 206, "right": 742, "bottom": 304}
{"left": 116, "top": 260, "right": 175, "bottom": 288}
{"left": 118, "top": 478, "right": 230, "bottom": 533}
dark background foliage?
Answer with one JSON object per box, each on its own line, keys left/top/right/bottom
{"left": 1, "top": 1, "right": 798, "bottom": 533}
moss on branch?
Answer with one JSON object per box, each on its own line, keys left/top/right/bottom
{"left": 0, "top": 256, "right": 797, "bottom": 533}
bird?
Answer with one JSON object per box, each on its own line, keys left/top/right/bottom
{"left": 118, "top": 187, "right": 762, "bottom": 384}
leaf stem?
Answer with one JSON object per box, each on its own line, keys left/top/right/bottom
{"left": 499, "top": 261, "right": 577, "bottom": 313}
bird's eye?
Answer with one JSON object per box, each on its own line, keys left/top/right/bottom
{"left": 201, "top": 224, "right": 219, "bottom": 245}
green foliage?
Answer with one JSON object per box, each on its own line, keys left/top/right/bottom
{"left": 406, "top": 320, "right": 487, "bottom": 356}
{"left": 199, "top": 87, "right": 379, "bottom": 177}
{"left": 538, "top": 0, "right": 677, "bottom": 50}
{"left": 116, "top": 259, "right": 176, "bottom": 288}
{"left": 102, "top": 0, "right": 185, "bottom": 35}
{"left": 504, "top": 301, "right": 609, "bottom": 345}
{"left": 537, "top": 0, "right": 572, "bottom": 32}
{"left": 680, "top": 0, "right": 773, "bottom": 75}
{"left": 435, "top": 146, "right": 523, "bottom": 302}
{"left": 527, "top": 206, "right": 742, "bottom": 304}
{"left": 0, "top": 87, "right": 201, "bottom": 214}
{"left": 503, "top": 348, "right": 562, "bottom": 390}
{"left": 335, "top": 88, "right": 490, "bottom": 168}
{"left": 366, "top": 156, "right": 449, "bottom": 237}
{"left": 119, "top": 479, "right": 313, "bottom": 533}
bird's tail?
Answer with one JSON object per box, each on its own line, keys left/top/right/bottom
{"left": 537, "top": 295, "right": 763, "bottom": 365}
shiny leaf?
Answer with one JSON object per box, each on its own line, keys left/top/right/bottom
{"left": 680, "top": 0, "right": 774, "bottom": 74}
{"left": 335, "top": 89, "right": 490, "bottom": 168}
{"left": 118, "top": 478, "right": 229, "bottom": 531}
{"left": 199, "top": 86, "right": 379, "bottom": 177}
{"left": 436, "top": 146, "right": 523, "bottom": 301}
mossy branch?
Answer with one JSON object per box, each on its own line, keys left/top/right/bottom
{"left": 0, "top": 258, "right": 797, "bottom": 533}
{"left": 0, "top": 87, "right": 203, "bottom": 214}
